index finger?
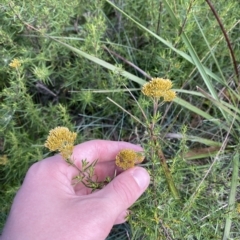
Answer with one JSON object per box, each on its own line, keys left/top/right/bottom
{"left": 72, "top": 140, "right": 143, "bottom": 166}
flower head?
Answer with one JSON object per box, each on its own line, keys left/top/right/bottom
{"left": 9, "top": 58, "right": 21, "bottom": 68}
{"left": 44, "top": 127, "right": 77, "bottom": 159}
{"left": 163, "top": 90, "right": 176, "bottom": 101}
{"left": 142, "top": 78, "right": 176, "bottom": 101}
{"left": 115, "top": 149, "right": 144, "bottom": 170}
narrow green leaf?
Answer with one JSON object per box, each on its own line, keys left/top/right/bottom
{"left": 51, "top": 37, "right": 146, "bottom": 85}
{"left": 193, "top": 14, "right": 225, "bottom": 83}
{"left": 186, "top": 135, "right": 222, "bottom": 147}
{"left": 197, "top": 87, "right": 240, "bottom": 129}
{"left": 223, "top": 151, "right": 239, "bottom": 240}
{"left": 105, "top": 0, "right": 223, "bottom": 84}
{"left": 162, "top": 0, "right": 218, "bottom": 100}
{"left": 173, "top": 97, "right": 228, "bottom": 131}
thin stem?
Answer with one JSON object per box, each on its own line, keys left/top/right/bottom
{"left": 156, "top": 2, "right": 162, "bottom": 36}
{"left": 177, "top": 0, "right": 195, "bottom": 38}
{"left": 205, "top": 0, "right": 239, "bottom": 82}
{"left": 222, "top": 151, "right": 239, "bottom": 240}
{"left": 157, "top": 148, "right": 180, "bottom": 199}
{"left": 107, "top": 97, "right": 146, "bottom": 127}
{"left": 153, "top": 98, "right": 159, "bottom": 121}
{"left": 123, "top": 83, "right": 148, "bottom": 122}
{"left": 102, "top": 45, "right": 152, "bottom": 79}
{"left": 148, "top": 109, "right": 180, "bottom": 199}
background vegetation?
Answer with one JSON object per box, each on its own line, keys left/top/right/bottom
{"left": 0, "top": 0, "right": 239, "bottom": 239}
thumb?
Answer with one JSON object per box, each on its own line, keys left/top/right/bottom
{"left": 100, "top": 167, "right": 150, "bottom": 216}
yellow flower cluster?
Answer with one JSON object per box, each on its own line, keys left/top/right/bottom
{"left": 44, "top": 127, "right": 77, "bottom": 159}
{"left": 9, "top": 58, "right": 21, "bottom": 68}
{"left": 142, "top": 78, "right": 176, "bottom": 101}
{"left": 115, "top": 149, "right": 144, "bottom": 170}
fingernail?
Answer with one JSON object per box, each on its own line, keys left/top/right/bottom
{"left": 132, "top": 167, "right": 150, "bottom": 189}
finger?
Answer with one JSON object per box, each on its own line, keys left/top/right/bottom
{"left": 39, "top": 140, "right": 143, "bottom": 190}
{"left": 72, "top": 140, "right": 143, "bottom": 165}
{"left": 114, "top": 210, "right": 129, "bottom": 225}
{"left": 98, "top": 167, "right": 150, "bottom": 217}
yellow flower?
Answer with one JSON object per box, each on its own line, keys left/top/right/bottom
{"left": 115, "top": 149, "right": 144, "bottom": 170}
{"left": 162, "top": 90, "right": 176, "bottom": 102}
{"left": 9, "top": 58, "right": 21, "bottom": 68}
{"left": 142, "top": 78, "right": 176, "bottom": 101}
{"left": 44, "top": 127, "right": 77, "bottom": 159}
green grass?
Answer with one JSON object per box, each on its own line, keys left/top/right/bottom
{"left": 1, "top": 0, "right": 240, "bottom": 239}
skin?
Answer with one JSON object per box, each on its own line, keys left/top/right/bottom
{"left": 1, "top": 140, "right": 150, "bottom": 240}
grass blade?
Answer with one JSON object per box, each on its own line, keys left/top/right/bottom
{"left": 173, "top": 97, "right": 228, "bottom": 131}
{"left": 51, "top": 37, "right": 146, "bottom": 85}
{"left": 105, "top": 0, "right": 223, "bottom": 84}
{"left": 222, "top": 151, "right": 239, "bottom": 240}
{"left": 162, "top": 0, "right": 218, "bottom": 100}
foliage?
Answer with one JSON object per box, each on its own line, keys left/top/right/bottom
{"left": 1, "top": 0, "right": 240, "bottom": 239}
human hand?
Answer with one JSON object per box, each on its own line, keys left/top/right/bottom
{"left": 1, "top": 140, "right": 150, "bottom": 240}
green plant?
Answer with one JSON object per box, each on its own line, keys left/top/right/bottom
{"left": 44, "top": 126, "right": 113, "bottom": 190}
{"left": 1, "top": 0, "right": 240, "bottom": 239}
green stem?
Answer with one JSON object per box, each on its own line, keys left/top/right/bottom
{"left": 150, "top": 98, "right": 179, "bottom": 199}
{"left": 157, "top": 148, "right": 180, "bottom": 199}
{"left": 222, "top": 151, "right": 239, "bottom": 240}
